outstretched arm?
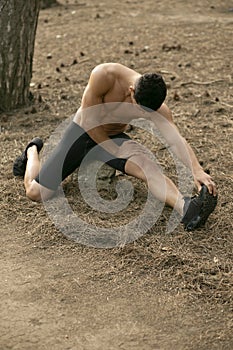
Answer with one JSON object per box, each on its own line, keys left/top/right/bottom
{"left": 150, "top": 103, "right": 217, "bottom": 195}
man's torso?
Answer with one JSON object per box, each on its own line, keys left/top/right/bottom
{"left": 75, "top": 63, "right": 141, "bottom": 135}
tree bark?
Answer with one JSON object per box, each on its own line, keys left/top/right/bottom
{"left": 0, "top": 0, "right": 40, "bottom": 112}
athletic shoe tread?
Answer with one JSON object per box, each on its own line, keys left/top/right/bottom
{"left": 197, "top": 186, "right": 217, "bottom": 228}
{"left": 182, "top": 185, "right": 217, "bottom": 231}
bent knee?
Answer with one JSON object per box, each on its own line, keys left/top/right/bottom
{"left": 125, "top": 156, "right": 161, "bottom": 181}
{"left": 26, "top": 184, "right": 42, "bottom": 202}
{"left": 25, "top": 180, "right": 54, "bottom": 202}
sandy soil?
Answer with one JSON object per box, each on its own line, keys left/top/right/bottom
{"left": 0, "top": 0, "right": 232, "bottom": 349}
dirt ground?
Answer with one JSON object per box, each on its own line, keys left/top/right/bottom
{"left": 0, "top": 0, "right": 233, "bottom": 349}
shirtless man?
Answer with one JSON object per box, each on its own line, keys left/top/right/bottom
{"left": 13, "top": 63, "right": 217, "bottom": 231}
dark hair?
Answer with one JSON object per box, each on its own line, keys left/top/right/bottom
{"left": 134, "top": 73, "right": 167, "bottom": 111}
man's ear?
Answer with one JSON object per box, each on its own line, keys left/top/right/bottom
{"left": 129, "top": 85, "right": 135, "bottom": 98}
{"left": 129, "top": 85, "right": 135, "bottom": 93}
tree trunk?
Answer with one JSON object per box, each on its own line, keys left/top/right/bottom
{"left": 0, "top": 0, "right": 40, "bottom": 112}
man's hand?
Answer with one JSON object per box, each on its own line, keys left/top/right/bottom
{"left": 194, "top": 168, "right": 217, "bottom": 196}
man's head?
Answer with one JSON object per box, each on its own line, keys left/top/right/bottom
{"left": 133, "top": 73, "right": 167, "bottom": 111}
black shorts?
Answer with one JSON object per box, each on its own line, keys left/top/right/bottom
{"left": 35, "top": 121, "right": 131, "bottom": 190}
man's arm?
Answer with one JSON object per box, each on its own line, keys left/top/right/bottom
{"left": 151, "top": 103, "right": 217, "bottom": 195}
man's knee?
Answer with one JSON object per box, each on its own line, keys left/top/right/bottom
{"left": 26, "top": 184, "right": 42, "bottom": 202}
{"left": 125, "top": 155, "right": 161, "bottom": 181}
{"left": 25, "top": 180, "right": 54, "bottom": 202}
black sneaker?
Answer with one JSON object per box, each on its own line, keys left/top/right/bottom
{"left": 13, "top": 137, "right": 43, "bottom": 177}
{"left": 197, "top": 186, "right": 218, "bottom": 228}
{"left": 181, "top": 185, "right": 217, "bottom": 231}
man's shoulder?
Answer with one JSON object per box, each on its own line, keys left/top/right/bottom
{"left": 92, "top": 63, "right": 114, "bottom": 77}
{"left": 157, "top": 103, "right": 173, "bottom": 122}
{"left": 92, "top": 62, "right": 136, "bottom": 76}
{"left": 90, "top": 64, "right": 116, "bottom": 88}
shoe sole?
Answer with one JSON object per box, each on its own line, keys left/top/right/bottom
{"left": 197, "top": 188, "right": 218, "bottom": 227}
{"left": 186, "top": 186, "right": 217, "bottom": 231}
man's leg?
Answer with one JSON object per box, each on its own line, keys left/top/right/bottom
{"left": 124, "top": 154, "right": 217, "bottom": 230}
{"left": 124, "top": 155, "right": 185, "bottom": 215}
{"left": 13, "top": 137, "right": 55, "bottom": 202}
{"left": 24, "top": 146, "right": 55, "bottom": 202}
{"left": 14, "top": 121, "right": 98, "bottom": 202}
